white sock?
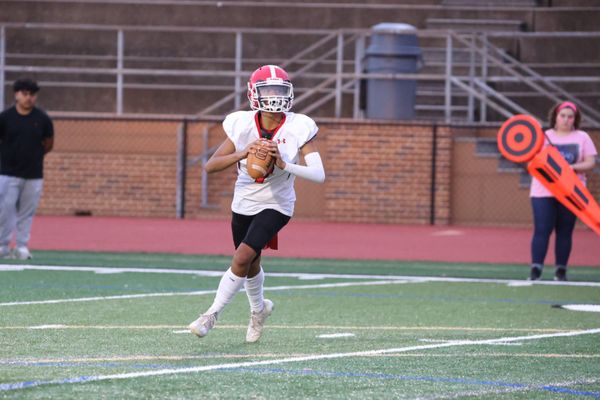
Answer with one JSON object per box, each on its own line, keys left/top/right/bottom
{"left": 245, "top": 266, "right": 265, "bottom": 313}
{"left": 205, "top": 268, "right": 246, "bottom": 315}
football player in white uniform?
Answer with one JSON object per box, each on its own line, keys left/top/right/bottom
{"left": 189, "top": 65, "right": 325, "bottom": 342}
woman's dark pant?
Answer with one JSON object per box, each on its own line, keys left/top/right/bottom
{"left": 531, "top": 197, "right": 577, "bottom": 267}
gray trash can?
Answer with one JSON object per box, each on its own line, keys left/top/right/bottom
{"left": 365, "top": 23, "right": 421, "bottom": 120}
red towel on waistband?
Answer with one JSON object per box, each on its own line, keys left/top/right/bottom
{"left": 264, "top": 234, "right": 278, "bottom": 250}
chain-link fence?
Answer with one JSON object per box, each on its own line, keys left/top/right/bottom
{"left": 452, "top": 127, "right": 600, "bottom": 228}
{"left": 35, "top": 116, "right": 600, "bottom": 228}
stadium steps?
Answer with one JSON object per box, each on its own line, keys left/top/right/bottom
{"left": 420, "top": 13, "right": 526, "bottom": 121}
{"left": 476, "top": 137, "right": 531, "bottom": 188}
{"left": 425, "top": 18, "right": 527, "bottom": 32}
{"left": 476, "top": 137, "right": 600, "bottom": 191}
{"left": 2, "top": 1, "right": 599, "bottom": 117}
{"left": 442, "top": 0, "right": 541, "bottom": 6}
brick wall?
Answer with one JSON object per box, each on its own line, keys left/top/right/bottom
{"left": 320, "top": 122, "right": 451, "bottom": 224}
{"left": 179, "top": 120, "right": 452, "bottom": 225}
{"left": 38, "top": 118, "right": 192, "bottom": 218}
{"left": 41, "top": 153, "right": 177, "bottom": 217}
{"left": 36, "top": 118, "right": 598, "bottom": 226}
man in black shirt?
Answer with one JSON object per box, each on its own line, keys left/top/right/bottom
{"left": 0, "top": 78, "right": 54, "bottom": 259}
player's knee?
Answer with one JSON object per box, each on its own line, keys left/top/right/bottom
{"left": 232, "top": 244, "right": 256, "bottom": 271}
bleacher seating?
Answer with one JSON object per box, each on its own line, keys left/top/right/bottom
{"left": 0, "top": 0, "right": 598, "bottom": 122}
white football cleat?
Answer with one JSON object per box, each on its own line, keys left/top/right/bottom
{"left": 188, "top": 312, "right": 217, "bottom": 338}
{"left": 246, "top": 299, "right": 274, "bottom": 343}
{"left": 14, "top": 246, "right": 32, "bottom": 260}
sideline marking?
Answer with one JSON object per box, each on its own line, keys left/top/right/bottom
{"left": 0, "top": 280, "right": 406, "bottom": 307}
{"left": 28, "top": 325, "right": 66, "bottom": 330}
{"left": 1, "top": 328, "right": 599, "bottom": 392}
{"left": 418, "top": 338, "right": 522, "bottom": 346}
{"left": 0, "top": 290, "right": 217, "bottom": 307}
{"left": 2, "top": 264, "right": 600, "bottom": 287}
{"left": 0, "top": 324, "right": 576, "bottom": 333}
{"left": 3, "top": 351, "right": 600, "bottom": 367}
{"left": 317, "top": 333, "right": 355, "bottom": 339}
{"left": 507, "top": 281, "right": 533, "bottom": 287}
{"left": 559, "top": 304, "right": 600, "bottom": 313}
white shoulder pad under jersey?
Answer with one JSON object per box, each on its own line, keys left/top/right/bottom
{"left": 223, "top": 110, "right": 319, "bottom": 217}
{"left": 222, "top": 111, "right": 318, "bottom": 158}
{"left": 222, "top": 111, "right": 256, "bottom": 149}
{"left": 284, "top": 112, "right": 318, "bottom": 148}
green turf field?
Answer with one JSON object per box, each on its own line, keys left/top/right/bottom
{"left": 1, "top": 251, "right": 600, "bottom": 399}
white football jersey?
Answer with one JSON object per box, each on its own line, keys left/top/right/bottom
{"left": 223, "top": 110, "right": 318, "bottom": 216}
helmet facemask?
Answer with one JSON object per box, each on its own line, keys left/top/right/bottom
{"left": 248, "top": 80, "right": 294, "bottom": 113}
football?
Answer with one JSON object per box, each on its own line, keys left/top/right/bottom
{"left": 246, "top": 141, "right": 275, "bottom": 179}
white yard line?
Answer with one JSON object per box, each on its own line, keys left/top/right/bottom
{"left": 2, "top": 264, "right": 600, "bottom": 287}
{"left": 0, "top": 324, "right": 576, "bottom": 333}
{"left": 0, "top": 354, "right": 306, "bottom": 365}
{"left": 418, "top": 338, "right": 522, "bottom": 346}
{"left": 3, "top": 351, "right": 599, "bottom": 367}
{"left": 560, "top": 304, "right": 600, "bottom": 313}
{"left": 2, "top": 328, "right": 599, "bottom": 391}
{"left": 2, "top": 263, "right": 599, "bottom": 307}
{"left": 0, "top": 289, "right": 217, "bottom": 306}
{"left": 0, "top": 280, "right": 407, "bottom": 307}
{"left": 317, "top": 333, "right": 356, "bottom": 339}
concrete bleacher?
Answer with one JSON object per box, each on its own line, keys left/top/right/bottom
{"left": 2, "top": 0, "right": 598, "bottom": 226}
{"left": 0, "top": 1, "right": 547, "bottom": 30}
{"left": 1, "top": 0, "right": 599, "bottom": 121}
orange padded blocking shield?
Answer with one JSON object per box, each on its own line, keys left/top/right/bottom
{"left": 528, "top": 147, "right": 600, "bottom": 234}
{"left": 498, "top": 114, "right": 600, "bottom": 235}
{"left": 497, "top": 114, "right": 544, "bottom": 163}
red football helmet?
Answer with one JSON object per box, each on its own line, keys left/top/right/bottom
{"left": 247, "top": 65, "right": 294, "bottom": 112}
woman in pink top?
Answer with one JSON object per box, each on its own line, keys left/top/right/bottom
{"left": 529, "top": 101, "right": 597, "bottom": 281}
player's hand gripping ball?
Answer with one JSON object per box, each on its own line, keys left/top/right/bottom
{"left": 246, "top": 140, "right": 275, "bottom": 179}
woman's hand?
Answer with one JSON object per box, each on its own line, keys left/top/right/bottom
{"left": 571, "top": 154, "right": 596, "bottom": 173}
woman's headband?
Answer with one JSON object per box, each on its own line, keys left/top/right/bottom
{"left": 557, "top": 101, "right": 577, "bottom": 112}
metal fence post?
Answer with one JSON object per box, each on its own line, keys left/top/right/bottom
{"left": 480, "top": 33, "right": 488, "bottom": 123}
{"left": 445, "top": 32, "right": 453, "bottom": 123}
{"left": 335, "top": 31, "right": 343, "bottom": 118}
{"left": 116, "top": 30, "right": 124, "bottom": 115}
{"left": 468, "top": 33, "right": 475, "bottom": 122}
{"left": 234, "top": 32, "right": 242, "bottom": 110}
{"left": 201, "top": 125, "right": 210, "bottom": 208}
{"left": 353, "top": 34, "right": 365, "bottom": 119}
{"left": 430, "top": 123, "right": 438, "bottom": 225}
{"left": 176, "top": 119, "right": 188, "bottom": 219}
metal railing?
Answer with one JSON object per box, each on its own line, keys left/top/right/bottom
{"left": 448, "top": 31, "right": 600, "bottom": 126}
{"left": 1, "top": 22, "right": 599, "bottom": 127}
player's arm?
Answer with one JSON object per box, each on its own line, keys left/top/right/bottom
{"left": 42, "top": 137, "right": 54, "bottom": 154}
{"left": 204, "top": 138, "right": 259, "bottom": 173}
{"left": 572, "top": 154, "right": 596, "bottom": 172}
{"left": 270, "top": 139, "right": 325, "bottom": 183}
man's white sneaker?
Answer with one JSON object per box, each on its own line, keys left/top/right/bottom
{"left": 188, "top": 312, "right": 217, "bottom": 338}
{"left": 14, "top": 247, "right": 32, "bottom": 260}
{"left": 246, "top": 299, "right": 274, "bottom": 343}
